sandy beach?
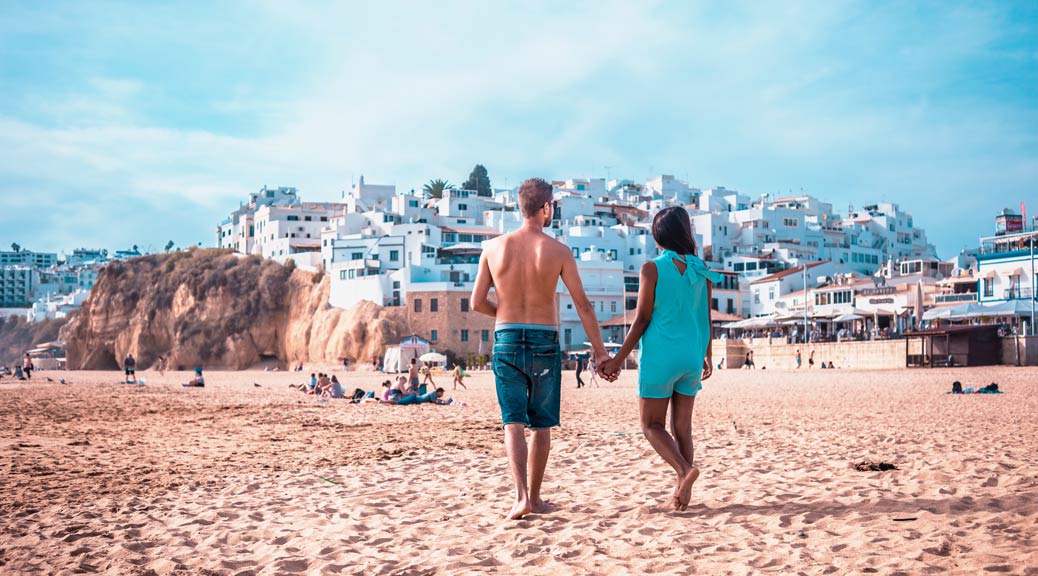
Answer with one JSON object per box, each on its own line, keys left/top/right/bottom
{"left": 1, "top": 366, "right": 1037, "bottom": 575}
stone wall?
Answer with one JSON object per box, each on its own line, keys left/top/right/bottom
{"left": 1001, "top": 336, "right": 1038, "bottom": 366}
{"left": 714, "top": 337, "right": 906, "bottom": 370}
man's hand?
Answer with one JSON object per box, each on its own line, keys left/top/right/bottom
{"left": 597, "top": 354, "right": 620, "bottom": 381}
{"left": 701, "top": 358, "right": 713, "bottom": 381}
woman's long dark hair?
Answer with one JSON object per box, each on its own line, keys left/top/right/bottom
{"left": 651, "top": 206, "right": 698, "bottom": 256}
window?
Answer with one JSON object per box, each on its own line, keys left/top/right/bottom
{"left": 573, "top": 248, "right": 580, "bottom": 258}
{"left": 982, "top": 279, "right": 993, "bottom": 298}
{"left": 564, "top": 329, "right": 572, "bottom": 346}
{"left": 430, "top": 298, "right": 439, "bottom": 312}
{"left": 734, "top": 262, "right": 745, "bottom": 272}
{"left": 287, "top": 215, "right": 299, "bottom": 221}
{"left": 459, "top": 203, "right": 468, "bottom": 211}
{"left": 711, "top": 298, "right": 718, "bottom": 310}
{"left": 390, "top": 250, "right": 399, "bottom": 261}
{"left": 482, "top": 330, "right": 489, "bottom": 342}
{"left": 461, "top": 298, "right": 469, "bottom": 312}
{"left": 414, "top": 298, "right": 422, "bottom": 312}
{"left": 611, "top": 301, "right": 617, "bottom": 313}
{"left": 768, "top": 288, "right": 775, "bottom": 300}
{"left": 461, "top": 329, "right": 469, "bottom": 342}
{"left": 351, "top": 252, "right": 363, "bottom": 260}
{"left": 321, "top": 216, "right": 328, "bottom": 222}
{"left": 783, "top": 217, "right": 798, "bottom": 228}
{"left": 754, "top": 290, "right": 760, "bottom": 304}
{"left": 430, "top": 330, "right": 438, "bottom": 342}
{"left": 304, "top": 216, "right": 312, "bottom": 221}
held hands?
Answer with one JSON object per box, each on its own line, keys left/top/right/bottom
{"left": 596, "top": 353, "right": 621, "bottom": 382}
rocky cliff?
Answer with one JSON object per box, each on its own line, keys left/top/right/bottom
{"left": 62, "top": 249, "right": 409, "bottom": 370}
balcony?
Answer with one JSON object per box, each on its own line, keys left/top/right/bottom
{"left": 1002, "top": 288, "right": 1034, "bottom": 300}
{"left": 934, "top": 293, "right": 977, "bottom": 304}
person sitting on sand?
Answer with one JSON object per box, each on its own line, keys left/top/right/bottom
{"left": 322, "top": 375, "right": 345, "bottom": 399}
{"left": 827, "top": 361, "right": 835, "bottom": 369}
{"left": 182, "top": 367, "right": 205, "bottom": 387}
{"left": 453, "top": 364, "right": 468, "bottom": 390}
{"left": 124, "top": 353, "right": 137, "bottom": 384}
{"left": 600, "top": 206, "right": 722, "bottom": 512}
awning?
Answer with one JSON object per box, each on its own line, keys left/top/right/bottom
{"left": 833, "top": 313, "right": 864, "bottom": 322}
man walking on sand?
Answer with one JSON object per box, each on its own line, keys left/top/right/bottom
{"left": 471, "top": 177, "right": 614, "bottom": 520}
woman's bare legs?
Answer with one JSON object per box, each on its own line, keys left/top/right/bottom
{"left": 670, "top": 392, "right": 699, "bottom": 509}
{"left": 640, "top": 397, "right": 696, "bottom": 510}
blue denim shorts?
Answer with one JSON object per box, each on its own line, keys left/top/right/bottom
{"left": 493, "top": 328, "right": 562, "bottom": 428}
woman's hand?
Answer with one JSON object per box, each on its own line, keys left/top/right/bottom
{"left": 597, "top": 357, "right": 621, "bottom": 381}
{"left": 701, "top": 358, "right": 713, "bottom": 381}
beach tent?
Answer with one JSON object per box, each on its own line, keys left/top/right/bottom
{"left": 383, "top": 335, "right": 431, "bottom": 373}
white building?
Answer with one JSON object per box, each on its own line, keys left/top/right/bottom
{"left": 0, "top": 249, "right": 57, "bottom": 269}
{"left": 749, "top": 260, "right": 834, "bottom": 317}
{"left": 0, "top": 266, "right": 39, "bottom": 308}
{"left": 217, "top": 185, "right": 300, "bottom": 254}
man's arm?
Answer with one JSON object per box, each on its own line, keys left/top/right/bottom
{"left": 559, "top": 249, "right": 609, "bottom": 365}
{"left": 470, "top": 251, "right": 497, "bottom": 317}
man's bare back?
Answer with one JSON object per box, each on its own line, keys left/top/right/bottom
{"left": 471, "top": 177, "right": 616, "bottom": 521}
{"left": 478, "top": 228, "right": 569, "bottom": 325}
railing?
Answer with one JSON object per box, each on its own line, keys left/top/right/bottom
{"left": 935, "top": 293, "right": 978, "bottom": 304}
{"left": 1003, "top": 288, "right": 1034, "bottom": 299}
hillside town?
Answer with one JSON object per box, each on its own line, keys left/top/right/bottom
{"left": 3, "top": 170, "right": 1034, "bottom": 366}
{"left": 212, "top": 172, "right": 1036, "bottom": 360}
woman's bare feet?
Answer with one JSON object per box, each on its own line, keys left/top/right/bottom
{"left": 507, "top": 499, "right": 532, "bottom": 520}
{"left": 674, "top": 466, "right": 700, "bottom": 511}
{"left": 531, "top": 498, "right": 555, "bottom": 514}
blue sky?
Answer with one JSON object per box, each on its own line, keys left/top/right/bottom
{"left": 1, "top": 1, "right": 1035, "bottom": 257}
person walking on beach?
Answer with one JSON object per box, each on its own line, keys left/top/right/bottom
{"left": 808, "top": 349, "right": 815, "bottom": 368}
{"left": 599, "top": 206, "right": 722, "bottom": 511}
{"left": 795, "top": 349, "right": 802, "bottom": 369}
{"left": 452, "top": 364, "right": 468, "bottom": 390}
{"left": 123, "top": 353, "right": 137, "bottom": 384}
{"left": 420, "top": 362, "right": 436, "bottom": 395}
{"left": 743, "top": 350, "right": 755, "bottom": 369}
{"left": 575, "top": 353, "right": 587, "bottom": 389}
{"left": 471, "top": 177, "right": 613, "bottom": 520}
{"left": 22, "top": 353, "right": 33, "bottom": 380}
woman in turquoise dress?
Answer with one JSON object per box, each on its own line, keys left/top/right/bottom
{"left": 600, "top": 206, "right": 722, "bottom": 511}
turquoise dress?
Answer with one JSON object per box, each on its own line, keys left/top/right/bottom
{"left": 638, "top": 249, "right": 723, "bottom": 398}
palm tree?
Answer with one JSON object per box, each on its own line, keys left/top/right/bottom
{"left": 422, "top": 179, "right": 454, "bottom": 200}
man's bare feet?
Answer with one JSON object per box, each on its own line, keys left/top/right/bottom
{"left": 674, "top": 466, "right": 700, "bottom": 511}
{"left": 531, "top": 498, "right": 556, "bottom": 514}
{"left": 507, "top": 499, "right": 532, "bottom": 520}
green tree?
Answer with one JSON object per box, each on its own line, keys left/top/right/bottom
{"left": 10, "top": 243, "right": 20, "bottom": 252}
{"left": 165, "top": 240, "right": 175, "bottom": 252}
{"left": 422, "top": 178, "right": 454, "bottom": 199}
{"left": 462, "top": 164, "right": 492, "bottom": 196}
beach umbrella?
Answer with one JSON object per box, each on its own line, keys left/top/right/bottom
{"left": 833, "top": 313, "right": 864, "bottom": 323}
{"left": 419, "top": 352, "right": 447, "bottom": 363}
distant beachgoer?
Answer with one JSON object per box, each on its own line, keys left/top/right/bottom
{"left": 744, "top": 350, "right": 755, "bottom": 369}
{"left": 827, "top": 361, "right": 835, "bottom": 369}
{"left": 575, "top": 354, "right": 587, "bottom": 389}
{"left": 343, "top": 357, "right": 349, "bottom": 371}
{"left": 808, "top": 350, "right": 815, "bottom": 368}
{"left": 599, "top": 206, "right": 722, "bottom": 512}
{"left": 124, "top": 353, "right": 137, "bottom": 383}
{"left": 453, "top": 364, "right": 468, "bottom": 390}
{"left": 820, "top": 361, "right": 827, "bottom": 369}
{"left": 408, "top": 358, "right": 421, "bottom": 393}
{"left": 308, "top": 373, "right": 318, "bottom": 394}
{"left": 795, "top": 349, "right": 802, "bottom": 369}
{"left": 23, "top": 354, "right": 33, "bottom": 379}
{"left": 182, "top": 367, "right": 205, "bottom": 387}
{"left": 421, "top": 362, "right": 436, "bottom": 395}
{"left": 323, "top": 375, "right": 345, "bottom": 399}
{"left": 717, "top": 357, "right": 725, "bottom": 370}
{"left": 155, "top": 356, "right": 167, "bottom": 376}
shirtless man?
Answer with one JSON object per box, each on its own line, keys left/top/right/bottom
{"left": 471, "top": 177, "right": 614, "bottom": 520}
{"left": 408, "top": 358, "right": 421, "bottom": 394}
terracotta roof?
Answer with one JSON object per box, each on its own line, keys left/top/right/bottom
{"left": 750, "top": 261, "right": 829, "bottom": 285}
